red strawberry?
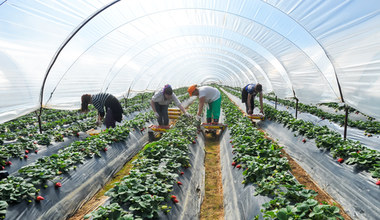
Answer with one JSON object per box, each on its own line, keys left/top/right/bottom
{"left": 33, "top": 141, "right": 38, "bottom": 144}
{"left": 25, "top": 150, "right": 29, "bottom": 154}
{"left": 229, "top": 140, "right": 232, "bottom": 143}
{"left": 232, "top": 145, "right": 235, "bottom": 148}
{"left": 177, "top": 181, "right": 182, "bottom": 186}
{"left": 173, "top": 198, "right": 179, "bottom": 203}
{"left": 35, "top": 150, "right": 38, "bottom": 153}
{"left": 24, "top": 155, "right": 28, "bottom": 159}
{"left": 76, "top": 132, "right": 80, "bottom": 137}
{"left": 180, "top": 171, "right": 184, "bottom": 175}
{"left": 337, "top": 158, "right": 344, "bottom": 163}
{"left": 28, "top": 134, "right": 33, "bottom": 137}
{"left": 1, "top": 166, "right": 4, "bottom": 170}
{"left": 36, "top": 196, "right": 44, "bottom": 201}
{"left": 357, "top": 151, "right": 360, "bottom": 154}
{"left": 6, "top": 161, "right": 12, "bottom": 166}
{"left": 103, "top": 148, "right": 108, "bottom": 152}
{"left": 171, "top": 195, "right": 177, "bottom": 199}
{"left": 231, "top": 161, "right": 236, "bottom": 166}
{"left": 376, "top": 180, "right": 380, "bottom": 185}
{"left": 55, "top": 182, "right": 62, "bottom": 188}
{"left": 236, "top": 164, "right": 242, "bottom": 169}
{"left": 302, "top": 139, "right": 306, "bottom": 143}
{"left": 192, "top": 140, "right": 196, "bottom": 144}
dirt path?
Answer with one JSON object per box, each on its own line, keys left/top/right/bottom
{"left": 200, "top": 133, "right": 225, "bottom": 220}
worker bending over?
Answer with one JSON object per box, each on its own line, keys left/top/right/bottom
{"left": 81, "top": 93, "right": 123, "bottom": 128}
{"left": 188, "top": 85, "right": 221, "bottom": 123}
{"left": 150, "top": 84, "right": 188, "bottom": 126}
{"left": 241, "top": 83, "right": 264, "bottom": 115}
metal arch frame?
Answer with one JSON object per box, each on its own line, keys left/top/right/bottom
{"left": 39, "top": 0, "right": 120, "bottom": 106}
{"left": 37, "top": 0, "right": 120, "bottom": 133}
{"left": 40, "top": 2, "right": 340, "bottom": 107}
{"left": 104, "top": 6, "right": 340, "bottom": 100}
{"left": 262, "top": 0, "right": 344, "bottom": 103}
{"left": 43, "top": 7, "right": 311, "bottom": 104}
{"left": 104, "top": 30, "right": 287, "bottom": 94}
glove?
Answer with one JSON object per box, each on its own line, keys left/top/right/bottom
{"left": 196, "top": 115, "right": 201, "bottom": 121}
{"left": 154, "top": 112, "right": 159, "bottom": 118}
{"left": 184, "top": 112, "right": 191, "bottom": 117}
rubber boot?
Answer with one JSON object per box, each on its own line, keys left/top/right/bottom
{"left": 207, "top": 118, "right": 212, "bottom": 123}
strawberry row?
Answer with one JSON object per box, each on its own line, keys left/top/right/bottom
{"left": 220, "top": 90, "right": 344, "bottom": 219}
{"left": 223, "top": 87, "right": 380, "bottom": 180}
{"left": 84, "top": 101, "right": 199, "bottom": 219}
{"left": 0, "top": 111, "right": 155, "bottom": 218}
{"left": 0, "top": 88, "right": 189, "bottom": 169}
{"left": 264, "top": 94, "right": 380, "bottom": 135}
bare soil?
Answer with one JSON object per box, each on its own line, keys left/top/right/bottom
{"left": 200, "top": 133, "right": 225, "bottom": 220}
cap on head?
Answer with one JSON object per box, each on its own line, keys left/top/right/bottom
{"left": 188, "top": 84, "right": 197, "bottom": 96}
{"left": 163, "top": 84, "right": 173, "bottom": 95}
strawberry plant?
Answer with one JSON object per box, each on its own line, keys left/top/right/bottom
{"left": 261, "top": 99, "right": 379, "bottom": 178}
{"left": 219, "top": 88, "right": 344, "bottom": 220}
{"left": 84, "top": 203, "right": 134, "bottom": 220}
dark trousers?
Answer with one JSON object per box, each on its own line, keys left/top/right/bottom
{"left": 154, "top": 102, "right": 169, "bottom": 125}
{"left": 105, "top": 107, "right": 116, "bottom": 128}
{"left": 104, "top": 96, "right": 123, "bottom": 128}
{"left": 242, "top": 88, "right": 255, "bottom": 113}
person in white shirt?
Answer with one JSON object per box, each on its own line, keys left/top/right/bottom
{"left": 188, "top": 85, "right": 221, "bottom": 123}
{"left": 150, "top": 84, "right": 188, "bottom": 125}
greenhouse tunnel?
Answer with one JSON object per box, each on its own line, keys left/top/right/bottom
{"left": 0, "top": 0, "right": 379, "bottom": 220}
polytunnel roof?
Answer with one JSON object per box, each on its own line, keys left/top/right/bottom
{"left": 0, "top": 0, "right": 379, "bottom": 123}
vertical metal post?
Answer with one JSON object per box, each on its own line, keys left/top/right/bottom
{"left": 37, "top": 108, "right": 43, "bottom": 134}
{"left": 344, "top": 105, "right": 349, "bottom": 140}
{"left": 295, "top": 98, "right": 299, "bottom": 119}
{"left": 275, "top": 96, "right": 277, "bottom": 110}
{"left": 125, "top": 87, "right": 131, "bottom": 109}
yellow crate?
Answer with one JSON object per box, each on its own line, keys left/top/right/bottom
{"left": 168, "top": 111, "right": 181, "bottom": 116}
{"left": 168, "top": 108, "right": 181, "bottom": 112}
{"left": 169, "top": 115, "right": 180, "bottom": 119}
{"left": 201, "top": 123, "right": 227, "bottom": 130}
{"left": 86, "top": 128, "right": 101, "bottom": 136}
{"left": 247, "top": 114, "right": 265, "bottom": 120}
{"left": 148, "top": 125, "right": 171, "bottom": 132}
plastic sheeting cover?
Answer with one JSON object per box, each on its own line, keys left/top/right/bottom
{"left": 0, "top": 0, "right": 379, "bottom": 123}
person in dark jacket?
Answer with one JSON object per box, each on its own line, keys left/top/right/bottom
{"left": 81, "top": 93, "right": 123, "bottom": 128}
{"left": 241, "top": 83, "right": 264, "bottom": 115}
